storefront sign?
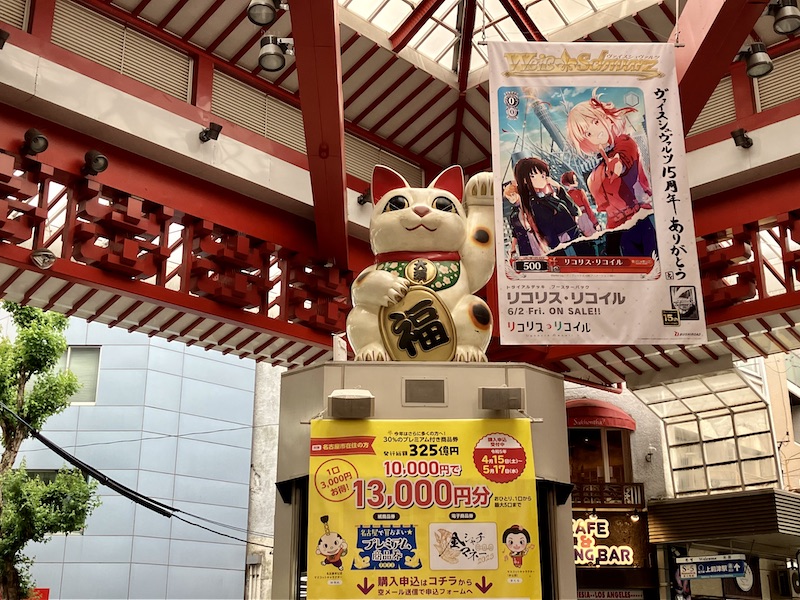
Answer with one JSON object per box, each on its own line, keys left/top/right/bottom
{"left": 307, "top": 419, "right": 539, "bottom": 599}
{"left": 578, "top": 590, "right": 644, "bottom": 599}
{"left": 488, "top": 42, "right": 706, "bottom": 345}
{"left": 677, "top": 554, "right": 747, "bottom": 579}
{"left": 572, "top": 512, "right": 648, "bottom": 568}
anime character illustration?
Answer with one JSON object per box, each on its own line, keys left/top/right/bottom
{"left": 502, "top": 525, "right": 532, "bottom": 568}
{"left": 514, "top": 157, "right": 579, "bottom": 251}
{"left": 502, "top": 180, "right": 543, "bottom": 261}
{"left": 561, "top": 170, "right": 599, "bottom": 237}
{"left": 566, "top": 91, "right": 656, "bottom": 258}
{"left": 316, "top": 515, "right": 348, "bottom": 571}
{"left": 513, "top": 157, "right": 596, "bottom": 257}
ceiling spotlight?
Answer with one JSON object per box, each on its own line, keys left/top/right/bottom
{"left": 630, "top": 509, "right": 640, "bottom": 523}
{"left": 30, "top": 248, "right": 57, "bottom": 270}
{"left": 742, "top": 42, "right": 774, "bottom": 78}
{"left": 731, "top": 128, "right": 754, "bottom": 149}
{"left": 82, "top": 150, "right": 109, "bottom": 176}
{"left": 247, "top": 0, "right": 288, "bottom": 27}
{"left": 199, "top": 122, "right": 223, "bottom": 143}
{"left": 771, "top": 0, "right": 800, "bottom": 35}
{"left": 0, "top": 29, "right": 9, "bottom": 50}
{"left": 258, "top": 36, "right": 294, "bottom": 72}
{"left": 21, "top": 128, "right": 49, "bottom": 156}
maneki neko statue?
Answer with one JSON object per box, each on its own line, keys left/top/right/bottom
{"left": 346, "top": 165, "right": 496, "bottom": 362}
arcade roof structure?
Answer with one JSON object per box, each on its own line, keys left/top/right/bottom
{"left": 2, "top": 0, "right": 800, "bottom": 388}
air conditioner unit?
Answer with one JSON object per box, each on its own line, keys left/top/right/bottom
{"left": 774, "top": 569, "right": 800, "bottom": 598}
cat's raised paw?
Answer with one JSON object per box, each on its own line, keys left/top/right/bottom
{"left": 464, "top": 172, "right": 494, "bottom": 204}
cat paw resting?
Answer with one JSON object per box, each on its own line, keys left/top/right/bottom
{"left": 347, "top": 165, "right": 495, "bottom": 362}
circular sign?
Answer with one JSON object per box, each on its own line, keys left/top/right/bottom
{"left": 313, "top": 458, "right": 358, "bottom": 502}
{"left": 736, "top": 564, "right": 754, "bottom": 592}
{"left": 473, "top": 432, "right": 527, "bottom": 483}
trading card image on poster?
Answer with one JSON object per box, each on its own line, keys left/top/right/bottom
{"left": 497, "top": 84, "right": 659, "bottom": 281}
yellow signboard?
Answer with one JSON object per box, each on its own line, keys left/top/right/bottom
{"left": 307, "top": 419, "right": 540, "bottom": 599}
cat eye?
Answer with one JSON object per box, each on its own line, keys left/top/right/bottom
{"left": 383, "top": 195, "right": 409, "bottom": 212}
{"left": 432, "top": 196, "right": 456, "bottom": 213}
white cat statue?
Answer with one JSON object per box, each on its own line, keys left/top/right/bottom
{"left": 347, "top": 165, "right": 495, "bottom": 362}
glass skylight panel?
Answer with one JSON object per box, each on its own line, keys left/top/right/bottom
{"left": 704, "top": 438, "right": 737, "bottom": 464}
{"left": 741, "top": 458, "right": 777, "bottom": 486}
{"left": 734, "top": 409, "right": 769, "bottom": 434}
{"left": 717, "top": 387, "right": 761, "bottom": 406}
{"left": 703, "top": 371, "right": 747, "bottom": 392}
{"left": 666, "top": 378, "right": 711, "bottom": 399}
{"left": 682, "top": 394, "right": 724, "bottom": 413}
{"left": 651, "top": 399, "right": 691, "bottom": 418}
{"left": 707, "top": 464, "right": 741, "bottom": 489}
{"left": 527, "top": 1, "right": 566, "bottom": 35}
{"left": 666, "top": 420, "right": 700, "bottom": 445}
{"left": 372, "top": 4, "right": 413, "bottom": 32}
{"left": 700, "top": 415, "right": 734, "bottom": 441}
{"left": 551, "top": 0, "right": 595, "bottom": 24}
{"left": 632, "top": 385, "right": 675, "bottom": 404}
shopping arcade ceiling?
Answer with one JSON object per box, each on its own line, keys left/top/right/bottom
{"left": 2, "top": 0, "right": 800, "bottom": 387}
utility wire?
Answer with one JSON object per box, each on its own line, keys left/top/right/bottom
{"left": 0, "top": 402, "right": 274, "bottom": 549}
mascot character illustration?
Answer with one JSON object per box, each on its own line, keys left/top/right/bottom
{"left": 316, "top": 515, "right": 348, "bottom": 571}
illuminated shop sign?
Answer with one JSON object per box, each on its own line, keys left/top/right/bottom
{"left": 572, "top": 513, "right": 648, "bottom": 568}
{"left": 578, "top": 591, "right": 644, "bottom": 599}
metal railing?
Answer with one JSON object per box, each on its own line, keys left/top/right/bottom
{"left": 571, "top": 482, "right": 645, "bottom": 508}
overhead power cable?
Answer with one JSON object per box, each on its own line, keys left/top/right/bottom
{"left": 0, "top": 402, "right": 273, "bottom": 549}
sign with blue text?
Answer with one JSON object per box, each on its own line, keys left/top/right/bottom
{"left": 488, "top": 42, "right": 707, "bottom": 345}
{"left": 677, "top": 554, "right": 747, "bottom": 579}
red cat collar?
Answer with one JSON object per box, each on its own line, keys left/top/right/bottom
{"left": 374, "top": 251, "right": 461, "bottom": 263}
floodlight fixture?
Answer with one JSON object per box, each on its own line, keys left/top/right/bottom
{"left": 247, "top": 0, "right": 289, "bottom": 27}
{"left": 21, "top": 129, "right": 49, "bottom": 156}
{"left": 770, "top": 0, "right": 800, "bottom": 35}
{"left": 82, "top": 150, "right": 109, "bottom": 176}
{"left": 731, "top": 128, "right": 754, "bottom": 149}
{"left": 199, "top": 122, "right": 223, "bottom": 143}
{"left": 258, "top": 35, "right": 294, "bottom": 72}
{"left": 742, "top": 42, "right": 774, "bottom": 78}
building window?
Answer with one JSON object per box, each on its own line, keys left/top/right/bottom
{"left": 59, "top": 346, "right": 100, "bottom": 404}
{"left": 568, "top": 428, "right": 632, "bottom": 484}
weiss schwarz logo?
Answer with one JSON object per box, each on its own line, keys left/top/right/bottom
{"left": 504, "top": 49, "right": 664, "bottom": 80}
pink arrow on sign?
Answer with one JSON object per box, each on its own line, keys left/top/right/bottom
{"left": 475, "top": 576, "right": 493, "bottom": 594}
{"left": 357, "top": 577, "right": 375, "bottom": 595}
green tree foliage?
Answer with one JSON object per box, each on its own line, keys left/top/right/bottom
{"left": 0, "top": 302, "right": 100, "bottom": 600}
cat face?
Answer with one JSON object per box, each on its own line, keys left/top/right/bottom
{"left": 370, "top": 166, "right": 467, "bottom": 254}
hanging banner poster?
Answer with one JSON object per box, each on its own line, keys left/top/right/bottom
{"left": 307, "top": 419, "right": 540, "bottom": 599}
{"left": 489, "top": 42, "right": 707, "bottom": 345}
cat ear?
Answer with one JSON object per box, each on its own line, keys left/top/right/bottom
{"left": 372, "top": 166, "right": 409, "bottom": 205}
{"left": 429, "top": 166, "right": 464, "bottom": 203}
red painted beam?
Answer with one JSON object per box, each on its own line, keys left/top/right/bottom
{"left": 352, "top": 66, "right": 416, "bottom": 125}
{"left": 456, "top": 0, "right": 477, "bottom": 93}
{"left": 206, "top": 7, "right": 248, "bottom": 54}
{"left": 497, "top": 0, "right": 546, "bottom": 42}
{"left": 390, "top": 0, "right": 446, "bottom": 52}
{"left": 157, "top": 0, "right": 190, "bottom": 29}
{"left": 632, "top": 13, "right": 659, "bottom": 43}
{"left": 290, "top": 0, "right": 349, "bottom": 269}
{"left": 64, "top": 1, "right": 440, "bottom": 174}
{"left": 181, "top": 0, "right": 226, "bottom": 41}
{"left": 674, "top": 0, "right": 770, "bottom": 132}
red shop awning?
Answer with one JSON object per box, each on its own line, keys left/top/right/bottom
{"left": 565, "top": 398, "right": 636, "bottom": 431}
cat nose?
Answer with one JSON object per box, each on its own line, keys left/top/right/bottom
{"left": 413, "top": 205, "right": 430, "bottom": 217}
